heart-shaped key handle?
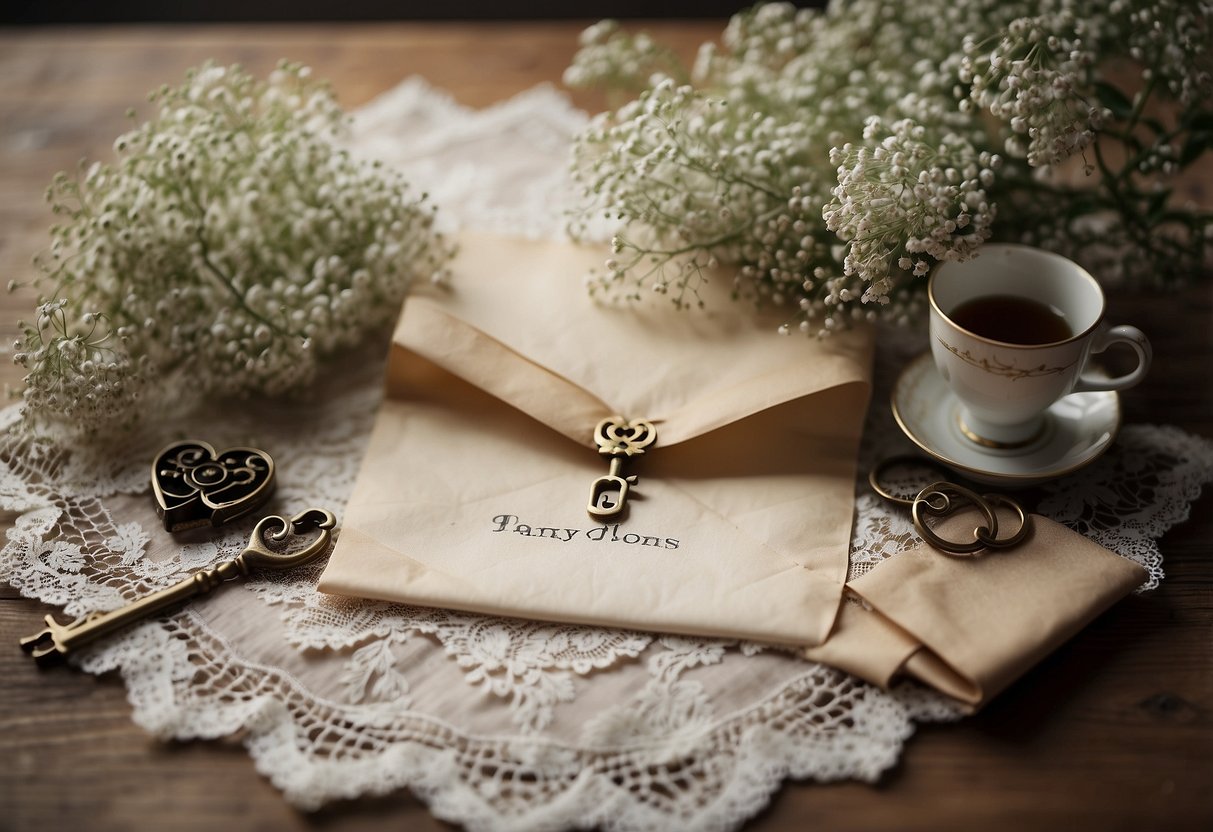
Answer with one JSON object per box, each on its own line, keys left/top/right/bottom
{"left": 152, "top": 440, "right": 276, "bottom": 532}
{"left": 594, "top": 418, "right": 657, "bottom": 457}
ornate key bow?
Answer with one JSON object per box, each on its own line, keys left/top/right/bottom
{"left": 588, "top": 416, "right": 657, "bottom": 519}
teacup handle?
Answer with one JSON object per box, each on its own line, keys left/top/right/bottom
{"left": 1074, "top": 324, "right": 1152, "bottom": 393}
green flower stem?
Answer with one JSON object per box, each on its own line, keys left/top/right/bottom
{"left": 1125, "top": 74, "right": 1159, "bottom": 134}
{"left": 193, "top": 232, "right": 304, "bottom": 342}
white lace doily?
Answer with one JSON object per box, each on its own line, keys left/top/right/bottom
{"left": 3, "top": 79, "right": 1211, "bottom": 832}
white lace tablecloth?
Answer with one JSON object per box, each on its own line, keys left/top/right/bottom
{"left": 3, "top": 79, "right": 1211, "bottom": 832}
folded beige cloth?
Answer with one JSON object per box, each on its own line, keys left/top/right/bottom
{"left": 805, "top": 510, "right": 1146, "bottom": 706}
{"left": 319, "top": 233, "right": 1147, "bottom": 707}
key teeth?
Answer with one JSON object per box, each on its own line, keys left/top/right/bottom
{"left": 18, "top": 617, "right": 67, "bottom": 665}
{"left": 30, "top": 644, "right": 66, "bottom": 666}
{"left": 18, "top": 630, "right": 44, "bottom": 653}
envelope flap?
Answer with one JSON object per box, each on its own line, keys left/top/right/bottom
{"left": 395, "top": 300, "right": 614, "bottom": 445}
{"left": 393, "top": 233, "right": 874, "bottom": 447}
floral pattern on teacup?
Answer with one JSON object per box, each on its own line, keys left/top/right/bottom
{"left": 936, "top": 337, "right": 1077, "bottom": 381}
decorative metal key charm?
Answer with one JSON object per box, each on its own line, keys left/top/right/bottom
{"left": 151, "top": 440, "right": 276, "bottom": 532}
{"left": 588, "top": 416, "right": 657, "bottom": 519}
{"left": 19, "top": 508, "right": 336, "bottom": 666}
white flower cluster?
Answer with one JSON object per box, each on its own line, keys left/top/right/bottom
{"left": 15, "top": 61, "right": 453, "bottom": 436}
{"left": 825, "top": 118, "right": 998, "bottom": 298}
{"left": 710, "top": 1, "right": 818, "bottom": 70}
{"left": 567, "top": 1, "right": 1212, "bottom": 334}
{"left": 13, "top": 299, "right": 149, "bottom": 430}
{"left": 561, "top": 20, "right": 687, "bottom": 94}
{"left": 963, "top": 11, "right": 1105, "bottom": 167}
{"left": 571, "top": 76, "right": 826, "bottom": 316}
{"left": 1118, "top": 0, "right": 1213, "bottom": 107}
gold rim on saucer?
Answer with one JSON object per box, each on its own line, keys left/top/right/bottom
{"left": 890, "top": 352, "right": 1122, "bottom": 485}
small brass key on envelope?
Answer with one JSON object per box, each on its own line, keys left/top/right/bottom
{"left": 19, "top": 508, "right": 336, "bottom": 666}
{"left": 588, "top": 416, "right": 656, "bottom": 518}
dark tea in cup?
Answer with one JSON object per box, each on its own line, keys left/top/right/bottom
{"left": 948, "top": 295, "right": 1072, "bottom": 345}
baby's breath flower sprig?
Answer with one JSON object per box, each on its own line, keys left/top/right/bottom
{"left": 13, "top": 60, "right": 454, "bottom": 436}
{"left": 963, "top": 0, "right": 1213, "bottom": 285}
{"left": 568, "top": 1, "right": 1213, "bottom": 335}
{"left": 963, "top": 10, "right": 1102, "bottom": 168}
{"left": 824, "top": 117, "right": 999, "bottom": 296}
{"left": 563, "top": 20, "right": 692, "bottom": 102}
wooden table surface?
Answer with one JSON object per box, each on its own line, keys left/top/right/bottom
{"left": 1, "top": 22, "right": 1210, "bottom": 832}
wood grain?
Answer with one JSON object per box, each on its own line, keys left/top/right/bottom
{"left": 1, "top": 22, "right": 1211, "bottom": 832}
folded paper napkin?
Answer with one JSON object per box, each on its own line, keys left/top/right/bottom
{"left": 319, "top": 233, "right": 1146, "bottom": 707}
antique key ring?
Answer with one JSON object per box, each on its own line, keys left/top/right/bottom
{"left": 19, "top": 508, "right": 336, "bottom": 665}
{"left": 869, "top": 455, "right": 1030, "bottom": 556}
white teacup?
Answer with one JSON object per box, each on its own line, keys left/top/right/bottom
{"left": 928, "top": 244, "right": 1151, "bottom": 449}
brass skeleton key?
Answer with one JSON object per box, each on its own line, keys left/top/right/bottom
{"left": 588, "top": 416, "right": 656, "bottom": 519}
{"left": 19, "top": 508, "right": 336, "bottom": 666}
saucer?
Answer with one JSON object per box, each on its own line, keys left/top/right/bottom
{"left": 890, "top": 352, "right": 1120, "bottom": 487}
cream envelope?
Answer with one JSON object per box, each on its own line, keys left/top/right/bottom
{"left": 318, "top": 232, "right": 875, "bottom": 645}
{"left": 320, "top": 234, "right": 1148, "bottom": 707}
